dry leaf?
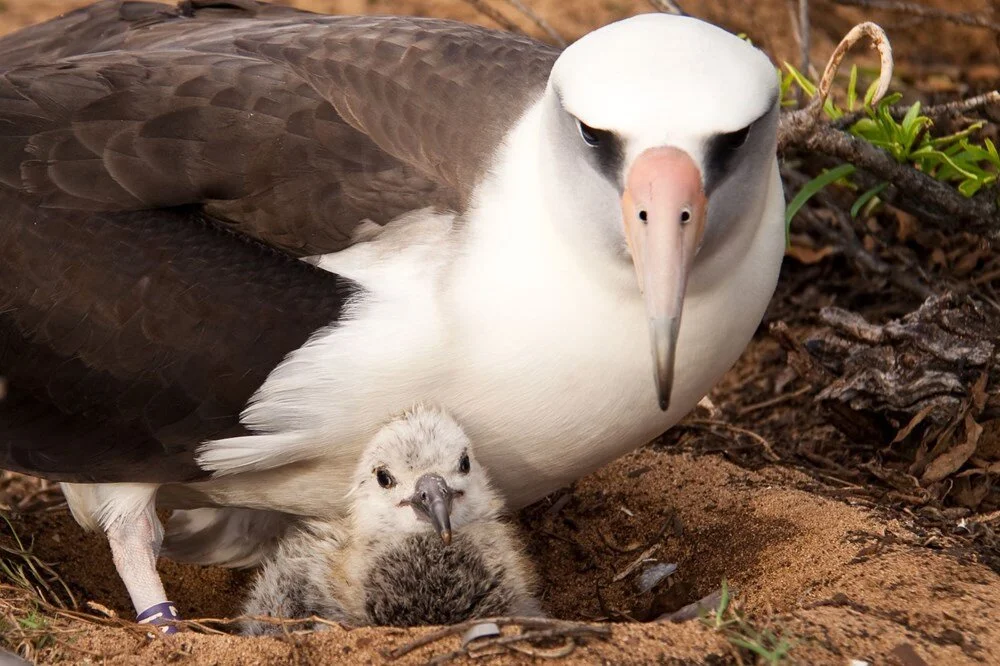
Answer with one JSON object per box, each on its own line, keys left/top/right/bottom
{"left": 922, "top": 414, "right": 984, "bottom": 484}
{"left": 786, "top": 244, "right": 835, "bottom": 265}
{"left": 976, "top": 420, "right": 1000, "bottom": 460}
{"left": 952, "top": 476, "right": 990, "bottom": 510}
{"left": 970, "top": 372, "right": 989, "bottom": 414}
{"left": 930, "top": 247, "right": 947, "bottom": 268}
{"left": 954, "top": 249, "right": 987, "bottom": 277}
{"left": 893, "top": 404, "right": 937, "bottom": 444}
{"left": 967, "top": 64, "right": 1000, "bottom": 83}
{"left": 891, "top": 208, "right": 919, "bottom": 242}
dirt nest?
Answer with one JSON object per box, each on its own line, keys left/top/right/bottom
{"left": 1, "top": 0, "right": 999, "bottom": 664}
{"left": 5, "top": 415, "right": 1000, "bottom": 664}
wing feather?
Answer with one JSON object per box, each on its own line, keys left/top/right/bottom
{"left": 0, "top": 1, "right": 558, "bottom": 482}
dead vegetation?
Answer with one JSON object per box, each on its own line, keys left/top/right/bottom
{"left": 0, "top": 0, "right": 999, "bottom": 664}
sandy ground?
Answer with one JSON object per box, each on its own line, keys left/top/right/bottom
{"left": 0, "top": 0, "right": 998, "bottom": 664}
{"left": 8, "top": 426, "right": 1000, "bottom": 664}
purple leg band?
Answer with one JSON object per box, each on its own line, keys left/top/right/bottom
{"left": 136, "top": 601, "right": 180, "bottom": 635}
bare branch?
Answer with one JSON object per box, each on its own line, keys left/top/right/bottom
{"left": 786, "top": 0, "right": 812, "bottom": 104}
{"left": 778, "top": 23, "right": 999, "bottom": 238}
{"left": 833, "top": 90, "right": 1000, "bottom": 130}
{"left": 810, "top": 22, "right": 893, "bottom": 119}
{"left": 383, "top": 616, "right": 611, "bottom": 662}
{"left": 799, "top": 0, "right": 812, "bottom": 75}
{"left": 646, "top": 0, "right": 687, "bottom": 16}
{"left": 499, "top": 0, "right": 566, "bottom": 46}
{"left": 790, "top": 123, "right": 1000, "bottom": 237}
{"left": 831, "top": 0, "right": 1000, "bottom": 33}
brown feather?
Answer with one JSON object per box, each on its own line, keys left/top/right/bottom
{"left": 0, "top": 0, "right": 558, "bottom": 481}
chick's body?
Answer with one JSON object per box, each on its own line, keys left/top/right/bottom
{"left": 242, "top": 407, "right": 540, "bottom": 633}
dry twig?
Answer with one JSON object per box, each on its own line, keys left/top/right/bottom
{"left": 384, "top": 616, "right": 611, "bottom": 664}
{"left": 814, "top": 22, "right": 893, "bottom": 121}
{"left": 683, "top": 420, "right": 781, "bottom": 462}
{"left": 787, "top": 0, "right": 812, "bottom": 78}
{"left": 499, "top": 0, "right": 566, "bottom": 46}
{"left": 459, "top": 0, "right": 526, "bottom": 35}
{"left": 737, "top": 386, "right": 812, "bottom": 416}
{"left": 646, "top": 0, "right": 686, "bottom": 15}
{"left": 778, "top": 22, "right": 892, "bottom": 142}
{"left": 831, "top": 0, "right": 1000, "bottom": 34}
{"left": 833, "top": 90, "right": 1000, "bottom": 130}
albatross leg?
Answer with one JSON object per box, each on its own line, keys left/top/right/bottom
{"left": 61, "top": 483, "right": 180, "bottom": 634}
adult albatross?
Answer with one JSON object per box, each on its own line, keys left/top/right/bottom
{"left": 0, "top": 0, "right": 784, "bottom": 627}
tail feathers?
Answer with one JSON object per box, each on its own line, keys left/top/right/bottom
{"left": 161, "top": 507, "right": 295, "bottom": 569}
{"left": 196, "top": 432, "right": 318, "bottom": 477}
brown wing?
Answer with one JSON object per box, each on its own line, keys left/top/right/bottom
{"left": 0, "top": 1, "right": 557, "bottom": 482}
{"left": 0, "top": 0, "right": 559, "bottom": 254}
{"left": 0, "top": 1, "right": 312, "bottom": 65}
{"left": 0, "top": 191, "right": 357, "bottom": 483}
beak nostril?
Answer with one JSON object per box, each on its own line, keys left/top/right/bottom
{"left": 680, "top": 210, "right": 691, "bottom": 224}
{"left": 638, "top": 210, "right": 648, "bottom": 223}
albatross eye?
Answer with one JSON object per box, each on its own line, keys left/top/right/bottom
{"left": 458, "top": 453, "right": 471, "bottom": 475}
{"left": 375, "top": 467, "right": 395, "bottom": 488}
{"left": 719, "top": 125, "right": 751, "bottom": 153}
{"left": 577, "top": 119, "right": 602, "bottom": 147}
{"left": 704, "top": 123, "right": 755, "bottom": 192}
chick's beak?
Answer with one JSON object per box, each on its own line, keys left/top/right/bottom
{"left": 407, "top": 474, "right": 455, "bottom": 545}
{"left": 621, "top": 147, "right": 707, "bottom": 412}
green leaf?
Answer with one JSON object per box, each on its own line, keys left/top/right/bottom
{"left": 851, "top": 182, "right": 888, "bottom": 218}
{"left": 931, "top": 121, "right": 985, "bottom": 148}
{"left": 985, "top": 138, "right": 999, "bottom": 164}
{"left": 785, "top": 164, "right": 857, "bottom": 229}
{"left": 900, "top": 101, "right": 922, "bottom": 135}
{"left": 862, "top": 78, "right": 880, "bottom": 107}
{"left": 718, "top": 579, "right": 731, "bottom": 616}
{"left": 847, "top": 65, "right": 858, "bottom": 111}
{"left": 958, "top": 178, "right": 985, "bottom": 197}
{"left": 935, "top": 151, "right": 980, "bottom": 179}
{"left": 783, "top": 63, "right": 817, "bottom": 96}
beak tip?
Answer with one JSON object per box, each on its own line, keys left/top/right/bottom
{"left": 440, "top": 530, "right": 452, "bottom": 546}
{"left": 658, "top": 396, "right": 669, "bottom": 412}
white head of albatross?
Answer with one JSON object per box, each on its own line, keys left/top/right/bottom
{"left": 533, "top": 13, "right": 780, "bottom": 410}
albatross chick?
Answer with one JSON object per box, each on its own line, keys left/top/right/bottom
{"left": 242, "top": 406, "right": 540, "bottom": 633}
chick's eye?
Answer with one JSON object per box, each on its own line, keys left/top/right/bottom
{"left": 375, "top": 467, "right": 395, "bottom": 488}
{"left": 458, "top": 453, "right": 471, "bottom": 475}
{"left": 577, "top": 119, "right": 602, "bottom": 147}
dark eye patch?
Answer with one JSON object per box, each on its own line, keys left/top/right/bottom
{"left": 576, "top": 118, "right": 624, "bottom": 184}
{"left": 704, "top": 124, "right": 753, "bottom": 193}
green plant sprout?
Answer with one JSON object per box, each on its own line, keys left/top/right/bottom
{"left": 700, "top": 579, "right": 797, "bottom": 665}
{"left": 782, "top": 63, "right": 999, "bottom": 232}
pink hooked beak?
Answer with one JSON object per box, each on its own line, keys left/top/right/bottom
{"left": 621, "top": 147, "right": 707, "bottom": 411}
